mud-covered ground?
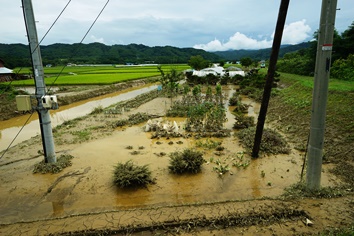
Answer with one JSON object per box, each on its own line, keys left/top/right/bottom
{"left": 0, "top": 82, "right": 353, "bottom": 235}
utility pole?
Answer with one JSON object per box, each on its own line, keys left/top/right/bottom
{"left": 22, "top": 0, "right": 56, "bottom": 163}
{"left": 306, "top": 0, "right": 337, "bottom": 190}
{"left": 252, "top": 0, "right": 290, "bottom": 158}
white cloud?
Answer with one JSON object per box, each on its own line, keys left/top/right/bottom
{"left": 1, "top": 1, "right": 352, "bottom": 49}
{"left": 282, "top": 19, "right": 312, "bottom": 44}
{"left": 193, "top": 20, "right": 312, "bottom": 51}
{"left": 90, "top": 35, "right": 105, "bottom": 44}
{"left": 193, "top": 32, "right": 272, "bottom": 51}
{"left": 193, "top": 39, "right": 225, "bottom": 51}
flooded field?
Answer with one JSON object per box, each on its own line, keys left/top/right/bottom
{"left": 0, "top": 84, "right": 349, "bottom": 235}
{"left": 0, "top": 85, "right": 157, "bottom": 151}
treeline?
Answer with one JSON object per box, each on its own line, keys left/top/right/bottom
{"left": 0, "top": 43, "right": 222, "bottom": 68}
{"left": 276, "top": 21, "right": 354, "bottom": 81}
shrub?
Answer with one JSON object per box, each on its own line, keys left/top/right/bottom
{"left": 330, "top": 54, "right": 354, "bottom": 81}
{"left": 169, "top": 148, "right": 205, "bottom": 174}
{"left": 228, "top": 92, "right": 240, "bottom": 106}
{"left": 233, "top": 113, "right": 255, "bottom": 129}
{"left": 113, "top": 160, "right": 154, "bottom": 188}
{"left": 237, "top": 127, "right": 290, "bottom": 154}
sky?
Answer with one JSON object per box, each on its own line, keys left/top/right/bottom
{"left": 0, "top": 0, "right": 353, "bottom": 51}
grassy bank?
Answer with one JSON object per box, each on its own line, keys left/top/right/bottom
{"left": 268, "top": 72, "right": 354, "bottom": 163}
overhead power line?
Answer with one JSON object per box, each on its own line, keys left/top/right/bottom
{"left": 46, "top": 0, "right": 110, "bottom": 94}
{"left": 0, "top": 0, "right": 110, "bottom": 160}
{"left": 0, "top": 1, "right": 71, "bottom": 96}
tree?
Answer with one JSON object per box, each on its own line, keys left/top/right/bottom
{"left": 157, "top": 66, "right": 183, "bottom": 103}
{"left": 240, "top": 57, "right": 253, "bottom": 68}
{"left": 188, "top": 55, "right": 210, "bottom": 70}
{"left": 330, "top": 54, "right": 354, "bottom": 81}
{"left": 334, "top": 21, "right": 354, "bottom": 61}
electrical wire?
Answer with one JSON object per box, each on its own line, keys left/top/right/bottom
{"left": 46, "top": 0, "right": 110, "bottom": 94}
{"left": 35, "top": 0, "right": 72, "bottom": 53}
{"left": 0, "top": 1, "right": 72, "bottom": 160}
{"left": 0, "top": 112, "right": 35, "bottom": 160}
{"left": 1, "top": 0, "right": 110, "bottom": 160}
{"left": 0, "top": 0, "right": 72, "bottom": 96}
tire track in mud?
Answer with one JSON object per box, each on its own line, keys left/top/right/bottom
{"left": 0, "top": 199, "right": 311, "bottom": 235}
{"left": 2, "top": 195, "right": 352, "bottom": 235}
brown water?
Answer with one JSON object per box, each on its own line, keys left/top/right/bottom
{"left": 0, "top": 85, "right": 157, "bottom": 151}
{"left": 0, "top": 86, "right": 339, "bottom": 227}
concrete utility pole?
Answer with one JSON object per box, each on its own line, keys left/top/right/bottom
{"left": 252, "top": 0, "right": 290, "bottom": 158}
{"left": 306, "top": 0, "right": 337, "bottom": 190}
{"left": 22, "top": 0, "right": 56, "bottom": 163}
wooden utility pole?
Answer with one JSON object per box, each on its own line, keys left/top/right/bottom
{"left": 306, "top": 0, "right": 337, "bottom": 190}
{"left": 252, "top": 0, "right": 290, "bottom": 158}
{"left": 22, "top": 0, "right": 56, "bottom": 163}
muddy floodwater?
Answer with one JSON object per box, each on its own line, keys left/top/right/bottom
{"left": 0, "top": 85, "right": 342, "bottom": 235}
{"left": 0, "top": 85, "right": 157, "bottom": 151}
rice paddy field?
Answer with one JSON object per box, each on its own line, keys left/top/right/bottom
{"left": 10, "top": 64, "right": 191, "bottom": 86}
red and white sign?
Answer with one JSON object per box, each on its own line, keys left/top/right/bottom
{"left": 322, "top": 44, "right": 333, "bottom": 51}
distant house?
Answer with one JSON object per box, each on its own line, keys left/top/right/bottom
{"left": 192, "top": 66, "right": 245, "bottom": 77}
{"left": 0, "top": 59, "right": 14, "bottom": 82}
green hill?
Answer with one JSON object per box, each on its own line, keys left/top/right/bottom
{"left": 0, "top": 43, "right": 222, "bottom": 68}
{"left": 0, "top": 42, "right": 312, "bottom": 68}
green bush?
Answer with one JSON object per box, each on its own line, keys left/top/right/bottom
{"left": 113, "top": 160, "right": 154, "bottom": 188}
{"left": 169, "top": 148, "right": 205, "bottom": 174}
{"left": 330, "top": 54, "right": 354, "bottom": 81}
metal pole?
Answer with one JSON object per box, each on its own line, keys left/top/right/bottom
{"left": 22, "top": 0, "right": 56, "bottom": 163}
{"left": 306, "top": 0, "right": 337, "bottom": 190}
{"left": 252, "top": 0, "right": 290, "bottom": 158}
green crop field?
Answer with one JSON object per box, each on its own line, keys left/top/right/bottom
{"left": 10, "top": 64, "right": 191, "bottom": 86}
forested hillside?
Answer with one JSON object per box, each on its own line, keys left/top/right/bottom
{"left": 0, "top": 43, "right": 222, "bottom": 68}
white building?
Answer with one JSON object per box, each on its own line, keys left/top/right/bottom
{"left": 192, "top": 66, "right": 245, "bottom": 77}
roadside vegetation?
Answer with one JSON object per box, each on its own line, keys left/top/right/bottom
{"left": 276, "top": 21, "right": 354, "bottom": 81}
{"left": 267, "top": 73, "right": 354, "bottom": 161}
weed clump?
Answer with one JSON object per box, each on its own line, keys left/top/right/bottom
{"left": 233, "top": 113, "right": 255, "bottom": 129}
{"left": 169, "top": 148, "right": 205, "bottom": 174}
{"left": 282, "top": 182, "right": 344, "bottom": 199}
{"left": 113, "top": 112, "right": 153, "bottom": 128}
{"left": 90, "top": 105, "right": 104, "bottom": 114}
{"left": 237, "top": 127, "right": 290, "bottom": 154}
{"left": 113, "top": 160, "right": 154, "bottom": 188}
{"left": 33, "top": 154, "right": 74, "bottom": 174}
